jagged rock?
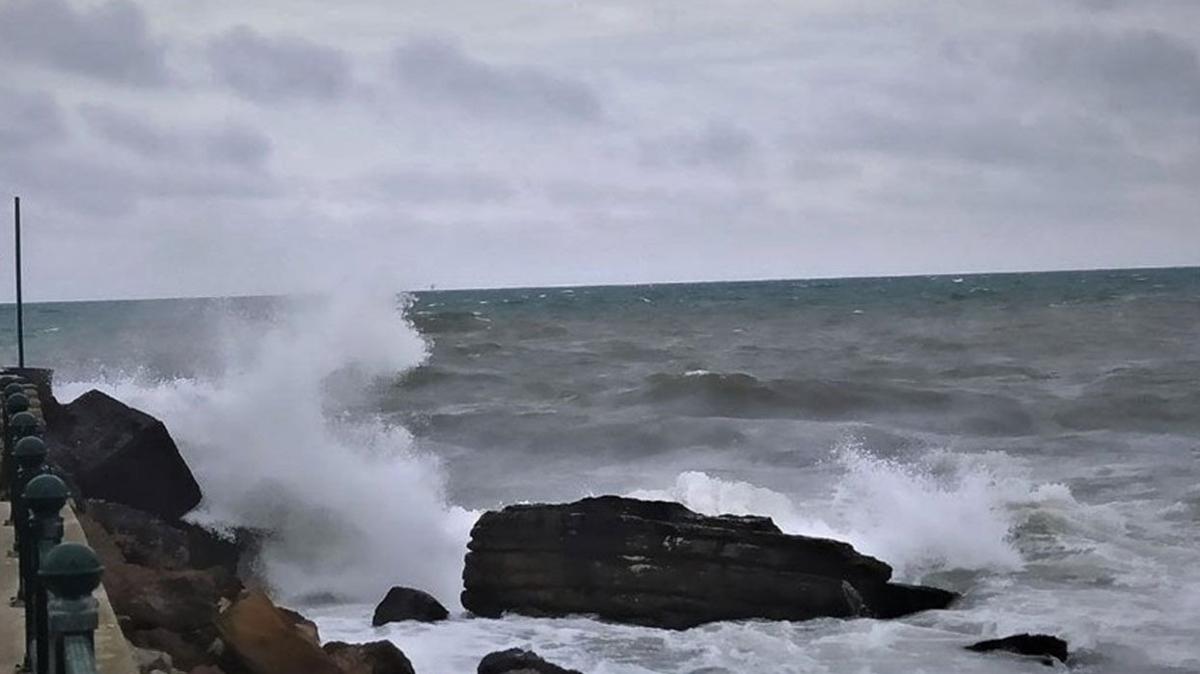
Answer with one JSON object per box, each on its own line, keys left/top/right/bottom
{"left": 967, "top": 634, "right": 1069, "bottom": 666}
{"left": 462, "top": 496, "right": 956, "bottom": 629}
{"left": 82, "top": 500, "right": 240, "bottom": 573}
{"left": 128, "top": 628, "right": 212, "bottom": 673}
{"left": 45, "top": 389, "right": 201, "bottom": 520}
{"left": 215, "top": 591, "right": 343, "bottom": 674}
{"left": 478, "top": 648, "right": 581, "bottom": 674}
{"left": 133, "top": 646, "right": 177, "bottom": 674}
{"left": 324, "top": 641, "right": 416, "bottom": 674}
{"left": 372, "top": 586, "right": 449, "bottom": 626}
{"left": 278, "top": 605, "right": 322, "bottom": 646}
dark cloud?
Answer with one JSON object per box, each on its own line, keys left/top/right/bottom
{"left": 1023, "top": 29, "right": 1200, "bottom": 116}
{"left": 204, "top": 125, "right": 273, "bottom": 167}
{"left": 207, "top": 27, "right": 352, "bottom": 102}
{"left": 79, "top": 104, "right": 272, "bottom": 168}
{"left": 0, "top": 88, "right": 66, "bottom": 150}
{"left": 79, "top": 104, "right": 180, "bottom": 158}
{"left": 0, "top": 0, "right": 168, "bottom": 86}
{"left": 639, "top": 122, "right": 758, "bottom": 170}
{"left": 393, "top": 38, "right": 602, "bottom": 122}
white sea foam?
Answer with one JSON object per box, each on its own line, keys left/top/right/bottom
{"left": 59, "top": 287, "right": 475, "bottom": 606}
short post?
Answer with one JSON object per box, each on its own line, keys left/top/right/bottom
{"left": 13, "top": 436, "right": 47, "bottom": 600}
{"left": 40, "top": 543, "right": 103, "bottom": 674}
{"left": 25, "top": 474, "right": 68, "bottom": 674}
{"left": 2, "top": 405, "right": 38, "bottom": 500}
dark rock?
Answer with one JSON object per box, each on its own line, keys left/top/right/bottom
{"left": 82, "top": 499, "right": 240, "bottom": 574}
{"left": 45, "top": 389, "right": 201, "bottom": 520}
{"left": 324, "top": 641, "right": 416, "bottom": 674}
{"left": 372, "top": 586, "right": 449, "bottom": 626}
{"left": 278, "top": 606, "right": 321, "bottom": 646}
{"left": 967, "top": 634, "right": 1069, "bottom": 665}
{"left": 478, "top": 648, "right": 581, "bottom": 674}
{"left": 462, "top": 496, "right": 957, "bottom": 629}
{"left": 864, "top": 582, "right": 960, "bottom": 619}
{"left": 128, "top": 627, "right": 212, "bottom": 672}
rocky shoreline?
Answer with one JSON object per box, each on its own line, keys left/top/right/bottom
{"left": 29, "top": 372, "right": 1067, "bottom": 672}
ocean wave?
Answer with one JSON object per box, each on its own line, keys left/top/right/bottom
{"left": 634, "top": 371, "right": 953, "bottom": 420}
{"left": 409, "top": 310, "right": 492, "bottom": 334}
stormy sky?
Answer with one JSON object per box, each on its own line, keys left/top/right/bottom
{"left": 1, "top": 0, "right": 1198, "bottom": 300}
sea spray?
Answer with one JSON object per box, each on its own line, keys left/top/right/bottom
{"left": 632, "top": 445, "right": 1054, "bottom": 580}
{"left": 60, "top": 289, "right": 476, "bottom": 606}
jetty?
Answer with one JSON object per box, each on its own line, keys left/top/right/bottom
{"left": 0, "top": 368, "right": 137, "bottom": 674}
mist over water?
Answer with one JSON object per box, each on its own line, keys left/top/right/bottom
{"left": 9, "top": 267, "right": 1200, "bottom": 673}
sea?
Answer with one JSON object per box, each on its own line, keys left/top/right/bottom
{"left": 3, "top": 267, "right": 1198, "bottom": 673}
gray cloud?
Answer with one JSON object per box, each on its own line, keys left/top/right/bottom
{"left": 0, "top": 88, "right": 66, "bottom": 150}
{"left": 79, "top": 104, "right": 180, "bottom": 158}
{"left": 1023, "top": 29, "right": 1200, "bottom": 116}
{"left": 0, "top": 0, "right": 168, "bottom": 86}
{"left": 368, "top": 169, "right": 514, "bottom": 204}
{"left": 392, "top": 38, "right": 602, "bottom": 122}
{"left": 639, "top": 122, "right": 758, "bottom": 170}
{"left": 207, "top": 27, "right": 352, "bottom": 102}
{"left": 204, "top": 125, "right": 273, "bottom": 167}
{"left": 79, "top": 104, "right": 272, "bottom": 168}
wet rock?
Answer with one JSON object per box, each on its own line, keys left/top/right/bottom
{"left": 133, "top": 646, "right": 180, "bottom": 674}
{"left": 462, "top": 496, "right": 956, "bottom": 629}
{"left": 966, "top": 633, "right": 1069, "bottom": 665}
{"left": 46, "top": 389, "right": 201, "bottom": 520}
{"left": 324, "top": 641, "right": 416, "bottom": 674}
{"left": 372, "top": 586, "right": 450, "bottom": 626}
{"left": 215, "top": 591, "right": 344, "bottom": 674}
{"left": 279, "top": 606, "right": 321, "bottom": 646}
{"left": 478, "top": 648, "right": 581, "bottom": 674}
{"left": 82, "top": 500, "right": 240, "bottom": 573}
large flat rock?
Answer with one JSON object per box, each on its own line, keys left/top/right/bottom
{"left": 463, "top": 495, "right": 956, "bottom": 629}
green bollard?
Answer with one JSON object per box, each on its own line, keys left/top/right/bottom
{"left": 25, "top": 474, "right": 68, "bottom": 674}
{"left": 40, "top": 543, "right": 103, "bottom": 674}
{"left": 2, "top": 409, "right": 40, "bottom": 500}
{"left": 13, "top": 436, "right": 48, "bottom": 599}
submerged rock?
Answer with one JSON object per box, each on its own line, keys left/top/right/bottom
{"left": 372, "top": 586, "right": 450, "bottom": 626}
{"left": 324, "top": 641, "right": 416, "bottom": 674}
{"left": 478, "top": 648, "right": 581, "bottom": 674}
{"left": 461, "top": 496, "right": 956, "bottom": 629}
{"left": 966, "top": 633, "right": 1069, "bottom": 666}
{"left": 46, "top": 389, "right": 201, "bottom": 520}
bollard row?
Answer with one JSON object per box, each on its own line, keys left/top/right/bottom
{"left": 2, "top": 372, "right": 103, "bottom": 674}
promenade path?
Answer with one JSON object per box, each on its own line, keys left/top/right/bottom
{"left": 0, "top": 501, "right": 138, "bottom": 674}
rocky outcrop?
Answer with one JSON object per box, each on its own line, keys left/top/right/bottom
{"left": 46, "top": 390, "right": 201, "bottom": 520}
{"left": 77, "top": 499, "right": 243, "bottom": 671}
{"left": 324, "top": 641, "right": 416, "bottom": 674}
{"left": 372, "top": 586, "right": 449, "bottom": 626}
{"left": 462, "top": 496, "right": 956, "bottom": 629}
{"left": 215, "top": 591, "right": 344, "bottom": 674}
{"left": 478, "top": 649, "right": 580, "bottom": 674}
{"left": 966, "top": 634, "right": 1069, "bottom": 666}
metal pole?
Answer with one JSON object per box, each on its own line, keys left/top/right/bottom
{"left": 15, "top": 196, "right": 24, "bottom": 368}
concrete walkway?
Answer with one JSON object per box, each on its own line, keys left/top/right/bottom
{"left": 0, "top": 501, "right": 138, "bottom": 674}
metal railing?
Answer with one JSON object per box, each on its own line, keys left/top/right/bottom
{"left": 3, "top": 373, "right": 103, "bottom": 674}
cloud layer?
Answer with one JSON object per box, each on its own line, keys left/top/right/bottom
{"left": 0, "top": 0, "right": 1197, "bottom": 300}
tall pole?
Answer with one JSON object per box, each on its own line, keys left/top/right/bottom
{"left": 14, "top": 196, "right": 23, "bottom": 368}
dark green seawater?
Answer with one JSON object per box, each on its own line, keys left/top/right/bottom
{"left": 2, "top": 267, "right": 1198, "bottom": 673}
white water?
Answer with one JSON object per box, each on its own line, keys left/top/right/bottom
{"left": 56, "top": 291, "right": 1200, "bottom": 673}
{"left": 61, "top": 289, "right": 477, "bottom": 605}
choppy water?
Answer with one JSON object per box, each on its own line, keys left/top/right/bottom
{"left": 4, "top": 267, "right": 1199, "bottom": 673}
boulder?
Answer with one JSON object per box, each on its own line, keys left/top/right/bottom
{"left": 279, "top": 606, "right": 321, "bottom": 646}
{"left": 215, "top": 590, "right": 344, "bottom": 674}
{"left": 46, "top": 389, "right": 201, "bottom": 520}
{"left": 82, "top": 500, "right": 240, "bottom": 573}
{"left": 966, "top": 634, "right": 1069, "bottom": 666}
{"left": 323, "top": 641, "right": 416, "bottom": 674}
{"left": 462, "top": 496, "right": 956, "bottom": 629}
{"left": 478, "top": 648, "right": 581, "bottom": 674}
{"left": 372, "top": 586, "right": 449, "bottom": 626}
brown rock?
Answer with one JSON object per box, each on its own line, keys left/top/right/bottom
{"left": 323, "top": 641, "right": 416, "bottom": 674}
{"left": 215, "top": 591, "right": 343, "bottom": 674}
{"left": 278, "top": 606, "right": 321, "bottom": 647}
